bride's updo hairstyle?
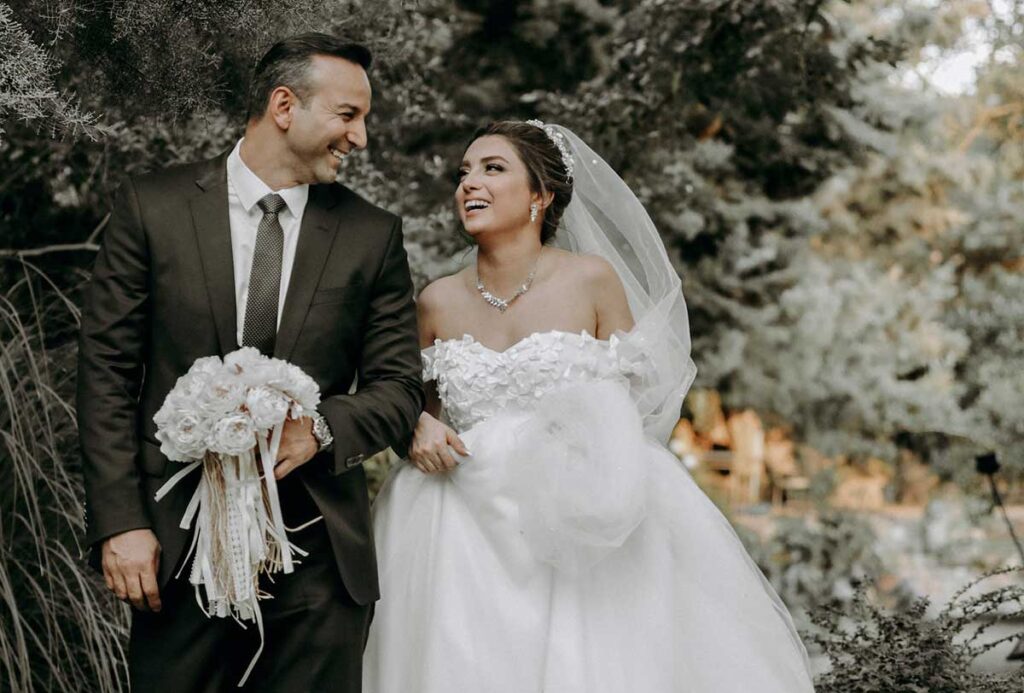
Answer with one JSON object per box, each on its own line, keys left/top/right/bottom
{"left": 470, "top": 121, "right": 574, "bottom": 245}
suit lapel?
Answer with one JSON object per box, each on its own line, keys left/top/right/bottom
{"left": 274, "top": 184, "right": 342, "bottom": 361}
{"left": 190, "top": 152, "right": 237, "bottom": 356}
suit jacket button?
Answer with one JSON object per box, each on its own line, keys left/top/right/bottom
{"left": 345, "top": 454, "right": 364, "bottom": 468}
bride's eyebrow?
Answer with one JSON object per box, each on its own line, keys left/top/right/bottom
{"left": 460, "top": 155, "right": 510, "bottom": 167}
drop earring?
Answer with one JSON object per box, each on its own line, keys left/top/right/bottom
{"left": 530, "top": 203, "right": 539, "bottom": 223}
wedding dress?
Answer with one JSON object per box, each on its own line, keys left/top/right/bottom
{"left": 362, "top": 328, "right": 815, "bottom": 692}
{"left": 364, "top": 121, "right": 814, "bottom": 691}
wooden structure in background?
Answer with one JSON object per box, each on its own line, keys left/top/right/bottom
{"left": 672, "top": 390, "right": 810, "bottom": 507}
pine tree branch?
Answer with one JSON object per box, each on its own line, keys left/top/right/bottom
{"left": 958, "top": 102, "right": 1024, "bottom": 152}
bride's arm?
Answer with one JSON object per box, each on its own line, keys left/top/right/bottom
{"left": 410, "top": 279, "right": 468, "bottom": 473}
{"left": 423, "top": 381, "right": 442, "bottom": 419}
{"left": 416, "top": 284, "right": 442, "bottom": 420}
{"left": 582, "top": 255, "right": 634, "bottom": 339}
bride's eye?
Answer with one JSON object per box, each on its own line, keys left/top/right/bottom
{"left": 485, "top": 163, "right": 504, "bottom": 172}
{"left": 455, "top": 168, "right": 468, "bottom": 182}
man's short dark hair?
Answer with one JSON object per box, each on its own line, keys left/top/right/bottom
{"left": 246, "top": 33, "right": 372, "bottom": 121}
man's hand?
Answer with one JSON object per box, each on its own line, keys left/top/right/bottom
{"left": 101, "top": 528, "right": 162, "bottom": 612}
{"left": 273, "top": 415, "right": 319, "bottom": 480}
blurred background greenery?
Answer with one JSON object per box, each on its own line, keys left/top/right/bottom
{"left": 2, "top": 0, "right": 1024, "bottom": 690}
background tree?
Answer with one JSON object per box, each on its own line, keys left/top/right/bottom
{"left": 2, "top": 0, "right": 1022, "bottom": 689}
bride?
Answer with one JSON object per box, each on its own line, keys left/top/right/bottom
{"left": 362, "top": 120, "right": 815, "bottom": 692}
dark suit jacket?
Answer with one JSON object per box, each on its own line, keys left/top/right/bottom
{"left": 76, "top": 151, "right": 424, "bottom": 604}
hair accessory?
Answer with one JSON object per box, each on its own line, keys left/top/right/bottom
{"left": 525, "top": 119, "right": 575, "bottom": 182}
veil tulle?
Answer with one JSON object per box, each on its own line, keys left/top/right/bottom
{"left": 543, "top": 124, "right": 697, "bottom": 443}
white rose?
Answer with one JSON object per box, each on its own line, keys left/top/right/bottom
{"left": 225, "top": 350, "right": 275, "bottom": 393}
{"left": 199, "top": 371, "right": 246, "bottom": 417}
{"left": 154, "top": 391, "right": 182, "bottom": 426}
{"left": 188, "top": 355, "right": 223, "bottom": 379}
{"left": 167, "top": 356, "right": 224, "bottom": 401}
{"left": 224, "top": 347, "right": 266, "bottom": 379}
{"left": 208, "top": 413, "right": 257, "bottom": 456}
{"left": 171, "top": 372, "right": 206, "bottom": 401}
{"left": 156, "top": 410, "right": 210, "bottom": 461}
{"left": 154, "top": 433, "right": 190, "bottom": 463}
{"left": 262, "top": 360, "right": 294, "bottom": 391}
{"left": 274, "top": 364, "right": 321, "bottom": 411}
{"left": 154, "top": 393, "right": 208, "bottom": 461}
{"left": 154, "top": 391, "right": 199, "bottom": 429}
{"left": 245, "top": 386, "right": 290, "bottom": 430}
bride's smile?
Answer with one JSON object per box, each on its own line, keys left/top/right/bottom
{"left": 456, "top": 136, "right": 545, "bottom": 238}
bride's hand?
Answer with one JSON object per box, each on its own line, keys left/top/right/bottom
{"left": 410, "top": 412, "right": 470, "bottom": 474}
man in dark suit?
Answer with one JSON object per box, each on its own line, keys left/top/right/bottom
{"left": 76, "top": 33, "right": 423, "bottom": 691}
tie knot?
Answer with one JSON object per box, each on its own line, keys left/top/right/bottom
{"left": 258, "top": 193, "right": 286, "bottom": 216}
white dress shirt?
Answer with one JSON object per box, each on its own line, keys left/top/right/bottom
{"left": 226, "top": 139, "right": 310, "bottom": 347}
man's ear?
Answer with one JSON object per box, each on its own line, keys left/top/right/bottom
{"left": 267, "top": 86, "right": 299, "bottom": 131}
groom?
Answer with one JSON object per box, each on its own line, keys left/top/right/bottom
{"left": 76, "top": 33, "right": 423, "bottom": 691}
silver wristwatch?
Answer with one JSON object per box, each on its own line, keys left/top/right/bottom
{"left": 310, "top": 411, "right": 334, "bottom": 452}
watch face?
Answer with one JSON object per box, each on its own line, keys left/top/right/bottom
{"left": 314, "top": 416, "right": 332, "bottom": 445}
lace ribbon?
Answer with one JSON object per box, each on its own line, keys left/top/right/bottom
{"left": 153, "top": 422, "right": 315, "bottom": 686}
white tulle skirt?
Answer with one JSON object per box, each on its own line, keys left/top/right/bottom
{"left": 363, "top": 381, "right": 815, "bottom": 692}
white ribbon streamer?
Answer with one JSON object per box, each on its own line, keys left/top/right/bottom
{"left": 152, "top": 426, "right": 306, "bottom": 686}
{"left": 257, "top": 423, "right": 293, "bottom": 573}
{"left": 154, "top": 459, "right": 201, "bottom": 503}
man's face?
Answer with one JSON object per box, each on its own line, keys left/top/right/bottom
{"left": 285, "top": 55, "right": 371, "bottom": 184}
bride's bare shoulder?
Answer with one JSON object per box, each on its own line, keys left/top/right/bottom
{"left": 417, "top": 272, "right": 473, "bottom": 346}
{"left": 417, "top": 270, "right": 472, "bottom": 312}
{"left": 552, "top": 252, "right": 632, "bottom": 333}
{"left": 551, "top": 251, "right": 621, "bottom": 289}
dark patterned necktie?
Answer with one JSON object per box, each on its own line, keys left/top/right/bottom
{"left": 241, "top": 193, "right": 286, "bottom": 355}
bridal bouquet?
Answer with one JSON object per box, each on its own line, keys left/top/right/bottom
{"left": 152, "top": 347, "right": 320, "bottom": 683}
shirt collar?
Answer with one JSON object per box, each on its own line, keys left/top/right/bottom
{"left": 226, "top": 138, "right": 310, "bottom": 218}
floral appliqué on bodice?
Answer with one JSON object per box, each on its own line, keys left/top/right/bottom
{"left": 421, "top": 330, "right": 644, "bottom": 432}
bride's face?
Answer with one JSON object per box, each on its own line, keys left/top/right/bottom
{"left": 456, "top": 135, "right": 537, "bottom": 239}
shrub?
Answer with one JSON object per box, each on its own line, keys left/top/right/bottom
{"left": 810, "top": 568, "right": 1024, "bottom": 693}
{"left": 0, "top": 263, "right": 128, "bottom": 692}
{"left": 743, "top": 510, "right": 884, "bottom": 615}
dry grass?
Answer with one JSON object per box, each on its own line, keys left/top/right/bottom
{"left": 0, "top": 259, "right": 128, "bottom": 692}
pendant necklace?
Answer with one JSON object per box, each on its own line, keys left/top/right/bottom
{"left": 476, "top": 255, "right": 540, "bottom": 313}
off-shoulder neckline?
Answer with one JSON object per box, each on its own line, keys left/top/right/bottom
{"left": 424, "top": 329, "right": 613, "bottom": 356}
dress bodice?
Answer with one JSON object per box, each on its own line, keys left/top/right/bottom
{"left": 422, "top": 330, "right": 641, "bottom": 432}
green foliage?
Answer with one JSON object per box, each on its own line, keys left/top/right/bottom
{"left": 777, "top": 2, "right": 1024, "bottom": 475}
{"left": 742, "top": 511, "right": 883, "bottom": 615}
{"left": 0, "top": 5, "right": 1021, "bottom": 689}
{"left": 810, "top": 568, "right": 1024, "bottom": 693}
{"left": 4, "top": 0, "right": 1020, "bottom": 478}
{"left": 6, "top": 0, "right": 338, "bottom": 123}
{"left": 0, "top": 2, "right": 100, "bottom": 140}
{"left": 0, "top": 265, "right": 128, "bottom": 692}
{"left": 550, "top": 0, "right": 901, "bottom": 195}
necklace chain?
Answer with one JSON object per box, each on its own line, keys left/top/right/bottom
{"left": 476, "top": 258, "right": 540, "bottom": 313}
